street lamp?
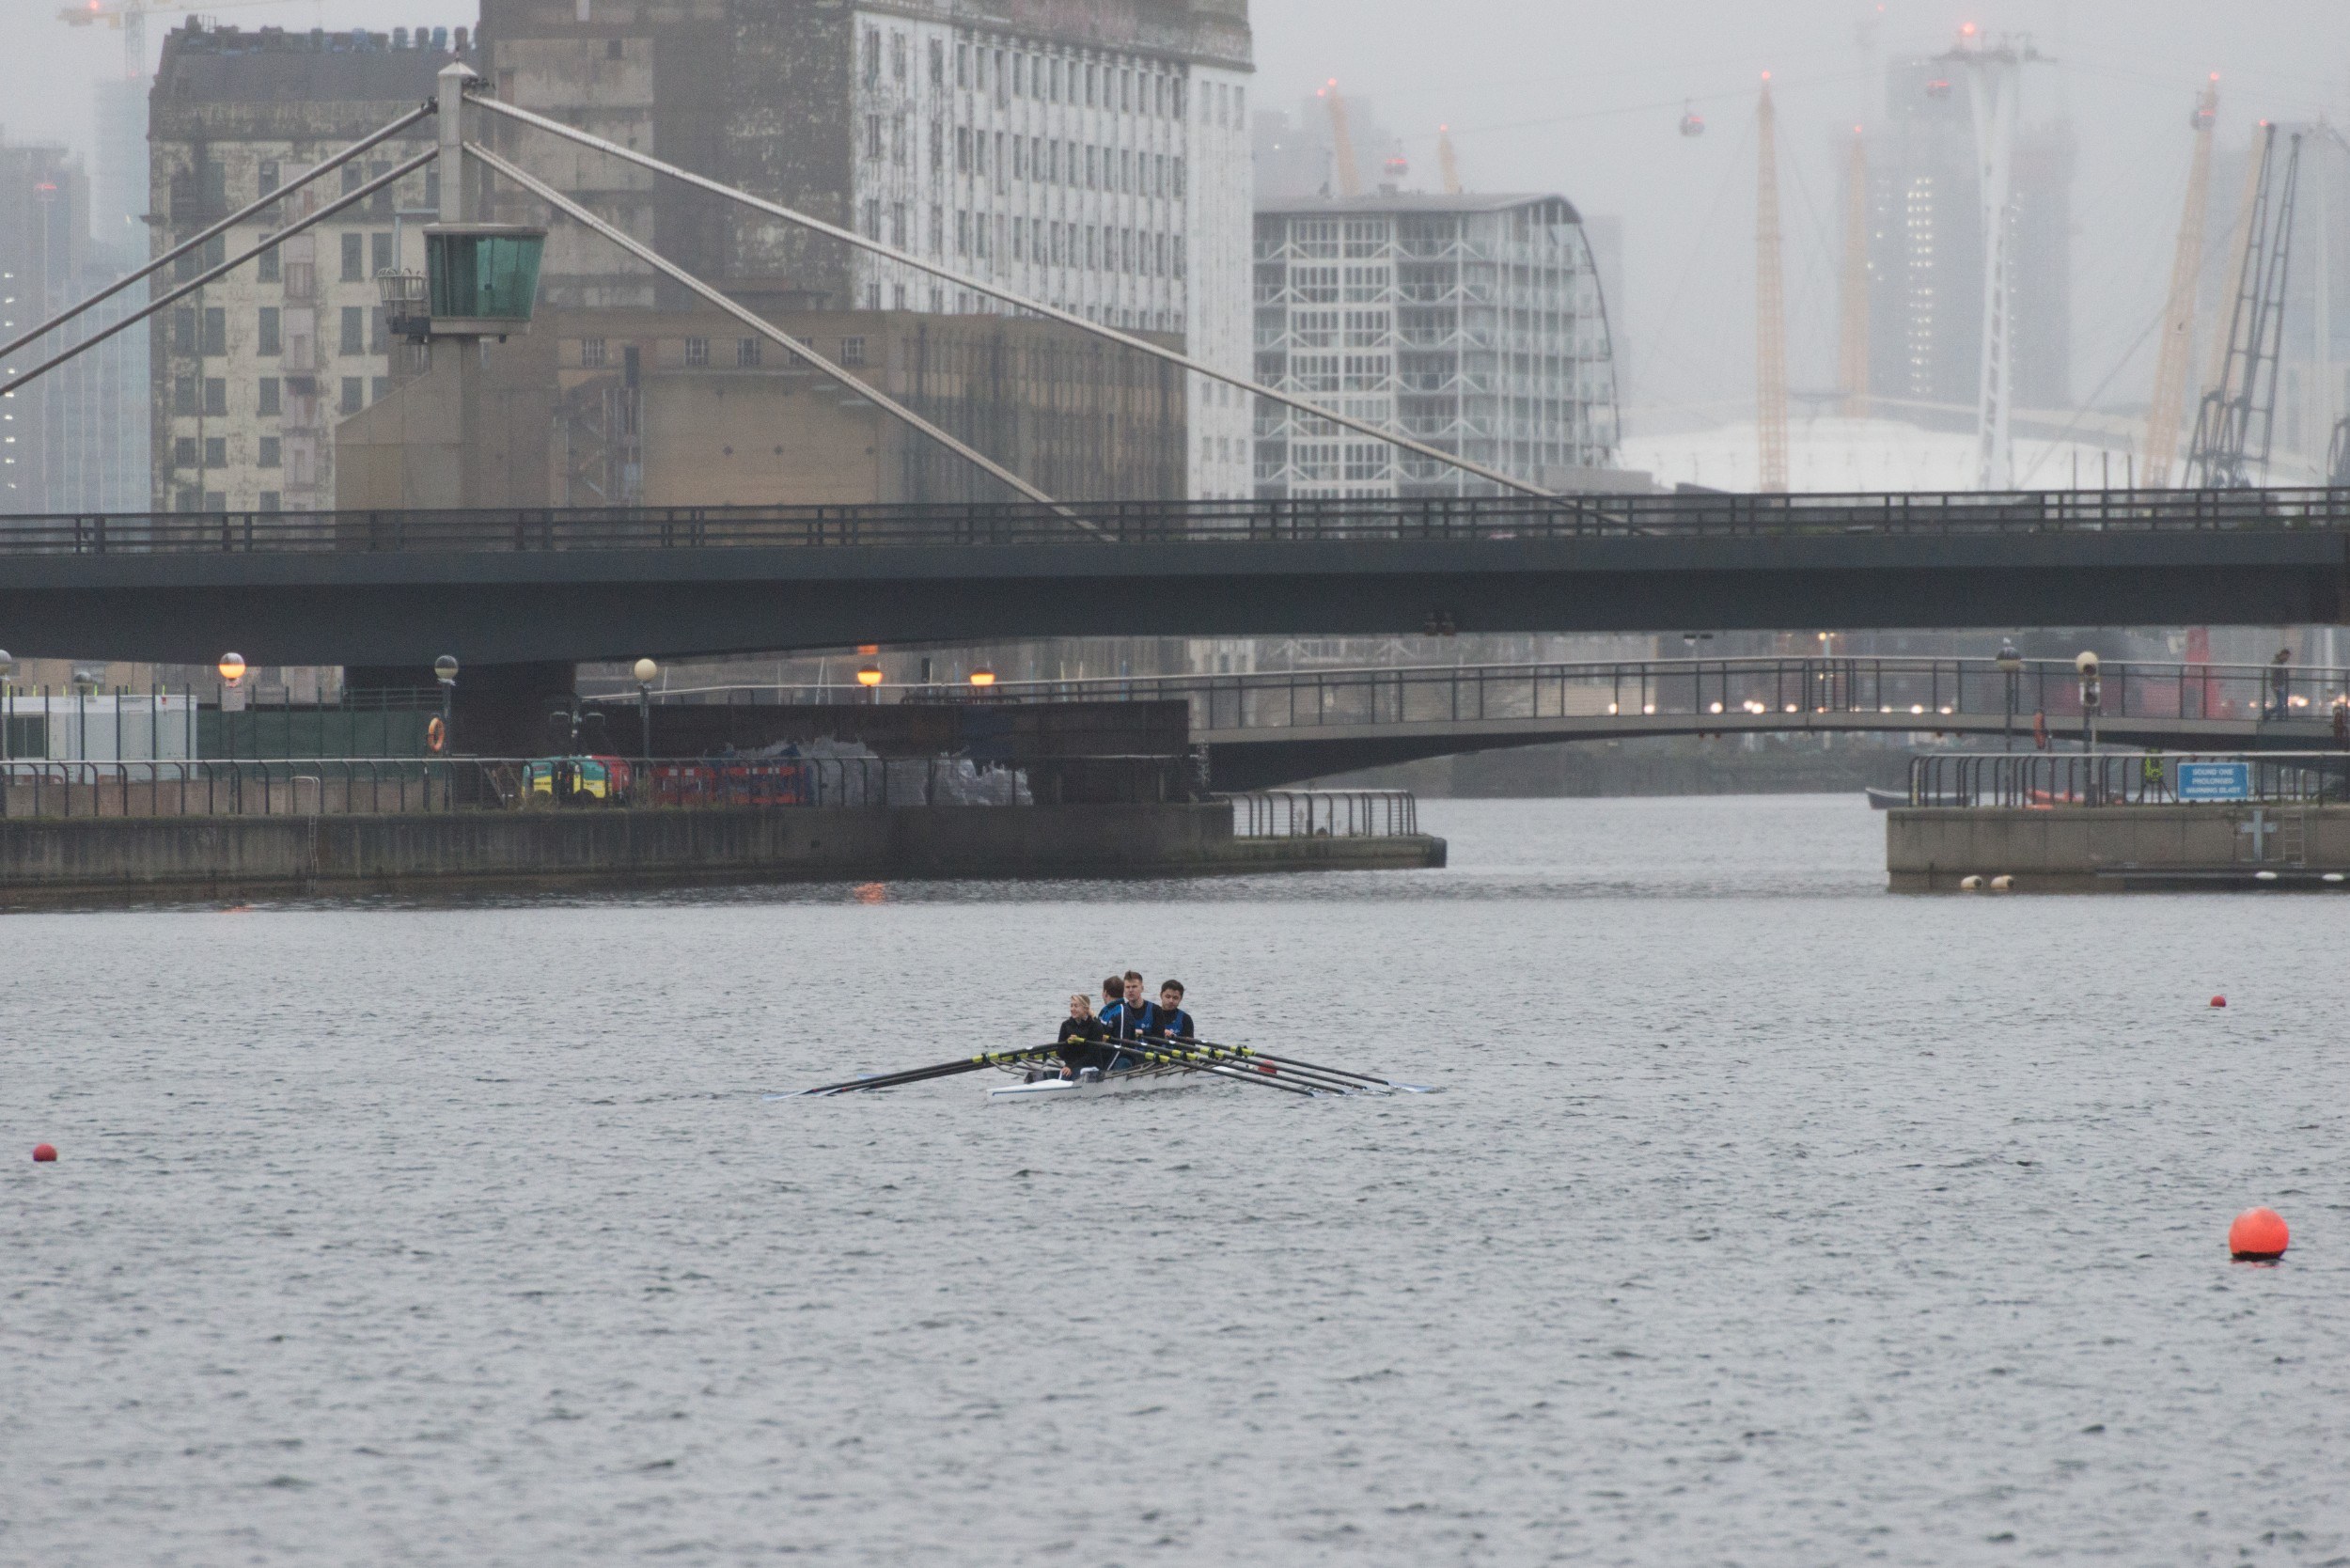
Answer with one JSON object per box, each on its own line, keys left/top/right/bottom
{"left": 218, "top": 652, "right": 246, "bottom": 687}
{"left": 2076, "top": 650, "right": 2101, "bottom": 757}
{"left": 856, "top": 664, "right": 885, "bottom": 704}
{"left": 433, "top": 653, "right": 459, "bottom": 750}
{"left": 633, "top": 657, "right": 659, "bottom": 759}
{"left": 1996, "top": 639, "right": 2023, "bottom": 751}
{"left": 0, "top": 649, "right": 12, "bottom": 763}
{"left": 968, "top": 666, "right": 997, "bottom": 689}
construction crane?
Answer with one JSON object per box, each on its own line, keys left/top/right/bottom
{"left": 1320, "top": 80, "right": 1362, "bottom": 199}
{"left": 1436, "top": 126, "right": 1463, "bottom": 195}
{"left": 1838, "top": 125, "right": 1869, "bottom": 419}
{"left": 2141, "top": 77, "right": 2220, "bottom": 488}
{"left": 58, "top": 0, "right": 304, "bottom": 80}
{"left": 1754, "top": 73, "right": 1790, "bottom": 493}
{"left": 2186, "top": 126, "right": 2303, "bottom": 489}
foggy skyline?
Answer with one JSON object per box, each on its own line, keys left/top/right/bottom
{"left": 3, "top": 0, "right": 2344, "bottom": 438}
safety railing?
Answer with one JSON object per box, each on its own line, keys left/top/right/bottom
{"left": 2, "top": 487, "right": 2348, "bottom": 556}
{"left": 1906, "top": 752, "right": 2350, "bottom": 808}
{"left": 0, "top": 753, "right": 1192, "bottom": 819}
{"left": 1221, "top": 791, "right": 1420, "bottom": 839}
{"left": 907, "top": 655, "right": 2350, "bottom": 736}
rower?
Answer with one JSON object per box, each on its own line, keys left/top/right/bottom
{"left": 1151, "top": 980, "right": 1196, "bottom": 1043}
{"left": 1096, "top": 975, "right": 1130, "bottom": 1036}
{"left": 1056, "top": 994, "right": 1112, "bottom": 1079}
{"left": 1103, "top": 970, "right": 1152, "bottom": 1070}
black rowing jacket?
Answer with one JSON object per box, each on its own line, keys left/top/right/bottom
{"left": 1058, "top": 1017, "right": 1105, "bottom": 1045}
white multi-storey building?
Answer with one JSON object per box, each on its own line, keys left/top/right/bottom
{"left": 482, "top": 0, "right": 1254, "bottom": 500}
{"left": 1252, "top": 194, "right": 1621, "bottom": 498}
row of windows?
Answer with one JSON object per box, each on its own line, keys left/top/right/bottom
{"left": 947, "top": 212, "right": 1184, "bottom": 277}
{"left": 574, "top": 337, "right": 807, "bottom": 370}
{"left": 864, "top": 26, "right": 1211, "bottom": 122}
{"left": 170, "top": 305, "right": 384, "bottom": 359}
{"left": 166, "top": 374, "right": 375, "bottom": 424}
{"left": 174, "top": 490, "right": 287, "bottom": 513}
{"left": 940, "top": 128, "right": 1185, "bottom": 199}
{"left": 166, "top": 156, "right": 433, "bottom": 222}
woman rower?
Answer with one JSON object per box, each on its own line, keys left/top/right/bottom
{"left": 1057, "top": 993, "right": 1114, "bottom": 1079}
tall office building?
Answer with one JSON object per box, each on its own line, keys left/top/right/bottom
{"left": 0, "top": 136, "right": 147, "bottom": 513}
{"left": 478, "top": 0, "right": 1255, "bottom": 499}
{"left": 148, "top": 22, "right": 461, "bottom": 512}
{"left": 1863, "top": 56, "right": 2072, "bottom": 416}
{"left": 1250, "top": 194, "right": 1621, "bottom": 498}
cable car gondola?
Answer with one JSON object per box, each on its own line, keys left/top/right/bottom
{"left": 1679, "top": 102, "right": 1706, "bottom": 137}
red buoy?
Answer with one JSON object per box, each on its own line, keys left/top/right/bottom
{"left": 31, "top": 1143, "right": 56, "bottom": 1163}
{"left": 2210, "top": 996, "right": 2227, "bottom": 1008}
{"left": 2229, "top": 1207, "right": 2290, "bottom": 1261}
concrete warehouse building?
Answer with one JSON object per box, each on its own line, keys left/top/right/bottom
{"left": 335, "top": 306, "right": 1187, "bottom": 509}
{"left": 1250, "top": 194, "right": 1623, "bottom": 498}
{"left": 478, "top": 0, "right": 1256, "bottom": 500}
{"left": 147, "top": 22, "right": 465, "bottom": 513}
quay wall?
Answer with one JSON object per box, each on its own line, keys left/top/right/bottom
{"left": 1888, "top": 805, "right": 2350, "bottom": 891}
{"left": 0, "top": 804, "right": 1445, "bottom": 905}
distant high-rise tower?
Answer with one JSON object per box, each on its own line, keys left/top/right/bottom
{"left": 1863, "top": 55, "right": 2072, "bottom": 422}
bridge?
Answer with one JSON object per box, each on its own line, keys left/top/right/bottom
{"left": 634, "top": 654, "right": 2350, "bottom": 790}
{"left": 0, "top": 490, "right": 2346, "bottom": 667}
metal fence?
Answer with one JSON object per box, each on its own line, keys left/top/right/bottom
{"left": 3, "top": 487, "right": 2348, "bottom": 556}
{"left": 1907, "top": 752, "right": 2350, "bottom": 808}
{"left": 0, "top": 753, "right": 1190, "bottom": 819}
{"left": 1221, "top": 791, "right": 1420, "bottom": 839}
{"left": 909, "top": 655, "right": 2350, "bottom": 735}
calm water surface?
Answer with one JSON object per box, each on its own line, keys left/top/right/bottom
{"left": 5, "top": 796, "right": 2345, "bottom": 1565}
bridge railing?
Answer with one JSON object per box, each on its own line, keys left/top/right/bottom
{"left": 0, "top": 753, "right": 1192, "bottom": 819}
{"left": 1220, "top": 791, "right": 1420, "bottom": 839}
{"left": 1907, "top": 752, "right": 2350, "bottom": 808}
{"left": 3, "top": 488, "right": 2348, "bottom": 555}
{"left": 908, "top": 656, "right": 2350, "bottom": 735}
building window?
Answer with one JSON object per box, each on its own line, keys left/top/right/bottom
{"left": 341, "top": 163, "right": 362, "bottom": 196}
{"left": 369, "top": 308, "right": 388, "bottom": 355}
{"left": 866, "top": 114, "right": 883, "bottom": 162}
{"left": 339, "top": 306, "right": 363, "bottom": 356}
{"left": 173, "top": 375, "right": 198, "bottom": 416}
{"left": 371, "top": 232, "right": 393, "bottom": 275}
{"left": 258, "top": 436, "right": 281, "bottom": 468}
{"left": 861, "top": 198, "right": 880, "bottom": 237}
{"left": 862, "top": 25, "right": 881, "bottom": 86}
{"left": 684, "top": 336, "right": 709, "bottom": 367}
{"left": 258, "top": 377, "right": 280, "bottom": 416}
{"left": 202, "top": 307, "right": 226, "bottom": 356}
{"left": 258, "top": 159, "right": 280, "bottom": 196}
{"left": 372, "top": 376, "right": 390, "bottom": 403}
{"left": 736, "top": 337, "right": 760, "bottom": 368}
{"left": 203, "top": 437, "right": 227, "bottom": 469}
{"left": 258, "top": 306, "right": 280, "bottom": 356}
{"left": 840, "top": 337, "right": 866, "bottom": 367}
{"left": 889, "top": 202, "right": 906, "bottom": 247}
{"left": 956, "top": 41, "right": 969, "bottom": 88}
{"left": 929, "top": 38, "right": 944, "bottom": 86}
{"left": 205, "top": 492, "right": 227, "bottom": 513}
{"left": 337, "top": 377, "right": 361, "bottom": 415}
{"left": 258, "top": 246, "right": 280, "bottom": 284}
{"left": 891, "top": 31, "right": 906, "bottom": 83}
{"left": 203, "top": 378, "right": 227, "bottom": 416}
{"left": 606, "top": 37, "right": 623, "bottom": 59}
{"left": 173, "top": 307, "right": 196, "bottom": 354}
{"left": 341, "top": 233, "right": 364, "bottom": 282}
{"left": 956, "top": 211, "right": 970, "bottom": 255}
{"left": 258, "top": 491, "right": 280, "bottom": 513}
{"left": 580, "top": 337, "right": 605, "bottom": 368}
{"left": 173, "top": 436, "right": 198, "bottom": 470}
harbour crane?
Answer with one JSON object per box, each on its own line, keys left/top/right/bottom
{"left": 1436, "top": 126, "right": 1463, "bottom": 194}
{"left": 2141, "top": 77, "right": 2219, "bottom": 488}
{"left": 1754, "top": 73, "right": 1790, "bottom": 493}
{"left": 2186, "top": 126, "right": 2303, "bottom": 489}
{"left": 1838, "top": 125, "right": 1869, "bottom": 419}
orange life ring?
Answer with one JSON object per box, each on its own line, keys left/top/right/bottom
{"left": 426, "top": 714, "right": 447, "bottom": 753}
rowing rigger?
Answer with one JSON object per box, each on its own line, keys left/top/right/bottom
{"left": 769, "top": 1035, "right": 1440, "bottom": 1101}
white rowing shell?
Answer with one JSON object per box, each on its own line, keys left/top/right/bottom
{"left": 986, "top": 1066, "right": 1207, "bottom": 1103}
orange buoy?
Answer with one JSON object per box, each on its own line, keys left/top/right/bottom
{"left": 2229, "top": 1207, "right": 2290, "bottom": 1261}
{"left": 31, "top": 1143, "right": 56, "bottom": 1163}
{"left": 2210, "top": 996, "right": 2227, "bottom": 1008}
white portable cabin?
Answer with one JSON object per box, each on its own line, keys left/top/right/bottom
{"left": 4, "top": 693, "right": 199, "bottom": 765}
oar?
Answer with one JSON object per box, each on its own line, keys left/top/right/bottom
{"left": 1171, "top": 1036, "right": 1442, "bottom": 1094}
{"left": 1133, "top": 1036, "right": 1371, "bottom": 1095}
{"left": 1115, "top": 1041, "right": 1326, "bottom": 1097}
{"left": 772, "top": 1045, "right": 1062, "bottom": 1099}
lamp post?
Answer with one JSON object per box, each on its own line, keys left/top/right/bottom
{"left": 2076, "top": 651, "right": 2101, "bottom": 773}
{"left": 856, "top": 664, "right": 885, "bottom": 705}
{"left": 433, "top": 651, "right": 459, "bottom": 724}
{"left": 633, "top": 657, "right": 659, "bottom": 759}
{"left": 968, "top": 666, "right": 997, "bottom": 691}
{"left": 1996, "top": 640, "right": 2022, "bottom": 751}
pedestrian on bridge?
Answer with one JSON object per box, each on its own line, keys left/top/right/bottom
{"left": 2269, "top": 648, "right": 2293, "bottom": 720}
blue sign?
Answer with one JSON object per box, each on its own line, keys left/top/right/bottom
{"left": 2177, "top": 761, "right": 2251, "bottom": 802}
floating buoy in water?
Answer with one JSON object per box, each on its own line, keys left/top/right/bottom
{"left": 1960, "top": 874, "right": 1983, "bottom": 891}
{"left": 1989, "top": 875, "right": 2014, "bottom": 892}
{"left": 31, "top": 1143, "right": 56, "bottom": 1163}
{"left": 2229, "top": 1207, "right": 2289, "bottom": 1261}
{"left": 2210, "top": 995, "right": 2227, "bottom": 1008}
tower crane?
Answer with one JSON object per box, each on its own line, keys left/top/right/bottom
{"left": 2141, "top": 77, "right": 2219, "bottom": 488}
{"left": 2186, "top": 126, "right": 2302, "bottom": 489}
{"left": 59, "top": 0, "right": 306, "bottom": 81}
{"left": 1319, "top": 80, "right": 1362, "bottom": 199}
{"left": 1754, "top": 73, "right": 1790, "bottom": 493}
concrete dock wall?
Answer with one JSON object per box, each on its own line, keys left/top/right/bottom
{"left": 0, "top": 804, "right": 1445, "bottom": 904}
{"left": 1888, "top": 805, "right": 2350, "bottom": 891}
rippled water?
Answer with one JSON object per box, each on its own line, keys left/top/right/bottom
{"left": 6, "top": 795, "right": 2346, "bottom": 1565}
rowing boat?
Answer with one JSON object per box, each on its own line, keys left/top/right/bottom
{"left": 986, "top": 1064, "right": 1209, "bottom": 1102}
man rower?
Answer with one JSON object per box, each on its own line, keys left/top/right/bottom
{"left": 1101, "top": 970, "right": 1154, "bottom": 1070}
{"left": 1150, "top": 980, "right": 1196, "bottom": 1043}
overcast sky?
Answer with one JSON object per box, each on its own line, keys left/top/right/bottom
{"left": 6, "top": 0, "right": 2344, "bottom": 430}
